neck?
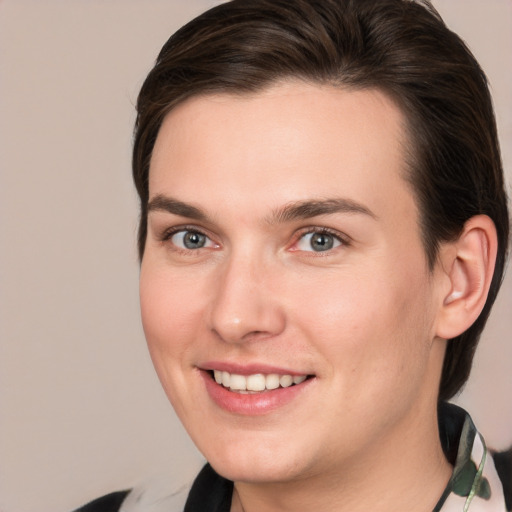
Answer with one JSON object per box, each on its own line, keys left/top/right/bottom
{"left": 231, "top": 405, "right": 452, "bottom": 512}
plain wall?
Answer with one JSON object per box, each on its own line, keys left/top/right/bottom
{"left": 0, "top": 1, "right": 510, "bottom": 511}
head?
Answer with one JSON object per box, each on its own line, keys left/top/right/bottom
{"left": 134, "top": 0, "right": 510, "bottom": 487}
{"left": 133, "top": 0, "right": 509, "bottom": 403}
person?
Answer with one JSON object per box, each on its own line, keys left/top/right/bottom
{"left": 75, "top": 0, "right": 511, "bottom": 510}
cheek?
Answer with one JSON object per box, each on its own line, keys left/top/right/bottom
{"left": 288, "top": 263, "right": 433, "bottom": 377}
{"left": 139, "top": 264, "right": 212, "bottom": 421}
{"left": 139, "top": 264, "right": 204, "bottom": 372}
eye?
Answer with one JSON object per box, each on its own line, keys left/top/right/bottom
{"left": 170, "top": 229, "right": 216, "bottom": 250}
{"left": 295, "top": 231, "right": 343, "bottom": 252}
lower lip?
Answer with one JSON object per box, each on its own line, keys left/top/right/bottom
{"left": 200, "top": 370, "right": 314, "bottom": 415}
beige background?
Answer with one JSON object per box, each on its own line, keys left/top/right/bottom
{"left": 0, "top": 1, "right": 510, "bottom": 511}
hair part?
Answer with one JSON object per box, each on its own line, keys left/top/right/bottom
{"left": 133, "top": 0, "right": 510, "bottom": 401}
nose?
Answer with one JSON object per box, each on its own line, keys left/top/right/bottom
{"left": 208, "top": 254, "right": 286, "bottom": 344}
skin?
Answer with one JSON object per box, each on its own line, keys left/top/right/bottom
{"left": 140, "top": 82, "right": 455, "bottom": 511}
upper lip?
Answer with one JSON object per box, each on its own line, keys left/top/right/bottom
{"left": 199, "top": 361, "right": 311, "bottom": 376}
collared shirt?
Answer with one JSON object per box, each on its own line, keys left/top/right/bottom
{"left": 75, "top": 404, "right": 510, "bottom": 512}
{"left": 434, "top": 403, "right": 508, "bottom": 511}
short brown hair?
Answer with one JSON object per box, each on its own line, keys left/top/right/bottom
{"left": 133, "top": 0, "right": 509, "bottom": 401}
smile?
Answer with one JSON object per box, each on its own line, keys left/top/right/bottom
{"left": 213, "top": 370, "right": 308, "bottom": 393}
{"left": 201, "top": 367, "right": 315, "bottom": 415}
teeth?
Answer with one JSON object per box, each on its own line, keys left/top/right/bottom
{"left": 246, "top": 374, "right": 266, "bottom": 391}
{"left": 279, "top": 375, "right": 293, "bottom": 388}
{"left": 212, "top": 370, "right": 308, "bottom": 392}
{"left": 266, "top": 374, "right": 280, "bottom": 390}
{"left": 230, "top": 373, "right": 247, "bottom": 391}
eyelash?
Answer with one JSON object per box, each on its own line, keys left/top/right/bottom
{"left": 160, "top": 225, "right": 216, "bottom": 250}
{"left": 159, "top": 225, "right": 350, "bottom": 254}
{"left": 291, "top": 227, "right": 350, "bottom": 253}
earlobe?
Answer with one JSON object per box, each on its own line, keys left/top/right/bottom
{"left": 436, "top": 215, "right": 497, "bottom": 340}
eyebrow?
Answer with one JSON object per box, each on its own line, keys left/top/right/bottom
{"left": 147, "top": 194, "right": 376, "bottom": 224}
{"left": 268, "top": 198, "right": 377, "bottom": 224}
{"left": 147, "top": 195, "right": 208, "bottom": 221}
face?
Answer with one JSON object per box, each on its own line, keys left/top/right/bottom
{"left": 140, "top": 82, "right": 447, "bottom": 484}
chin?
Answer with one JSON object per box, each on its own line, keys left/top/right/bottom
{"left": 196, "top": 430, "right": 313, "bottom": 484}
{"left": 211, "top": 455, "right": 304, "bottom": 485}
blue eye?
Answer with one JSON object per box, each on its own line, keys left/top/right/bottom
{"left": 296, "top": 231, "right": 342, "bottom": 252}
{"left": 170, "top": 230, "right": 213, "bottom": 250}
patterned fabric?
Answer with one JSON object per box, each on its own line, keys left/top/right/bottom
{"left": 74, "top": 403, "right": 510, "bottom": 512}
{"left": 434, "top": 403, "right": 508, "bottom": 512}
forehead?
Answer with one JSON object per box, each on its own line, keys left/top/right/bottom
{"left": 149, "top": 82, "right": 417, "bottom": 224}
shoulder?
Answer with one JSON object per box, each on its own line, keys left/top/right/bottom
{"left": 491, "top": 446, "right": 512, "bottom": 511}
{"left": 73, "top": 481, "right": 193, "bottom": 512}
{"left": 72, "top": 457, "right": 207, "bottom": 512}
{"left": 72, "top": 463, "right": 232, "bottom": 512}
{"left": 72, "top": 490, "right": 130, "bottom": 512}
{"left": 71, "top": 466, "right": 200, "bottom": 512}
{"left": 437, "top": 403, "right": 511, "bottom": 511}
{"left": 72, "top": 483, "right": 191, "bottom": 512}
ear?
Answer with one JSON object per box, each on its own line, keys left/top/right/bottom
{"left": 435, "top": 215, "right": 498, "bottom": 340}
